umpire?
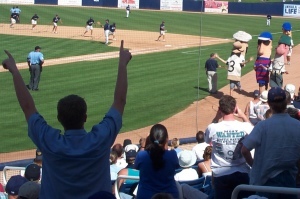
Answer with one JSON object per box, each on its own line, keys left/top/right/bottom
{"left": 26, "top": 46, "right": 44, "bottom": 91}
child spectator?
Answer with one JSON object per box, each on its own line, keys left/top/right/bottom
{"left": 174, "top": 150, "right": 198, "bottom": 181}
{"left": 171, "top": 138, "right": 182, "bottom": 154}
{"left": 244, "top": 90, "right": 262, "bottom": 125}
{"left": 192, "top": 131, "right": 209, "bottom": 161}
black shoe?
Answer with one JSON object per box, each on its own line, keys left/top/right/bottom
{"left": 26, "top": 85, "right": 31, "bottom": 90}
{"left": 33, "top": 88, "right": 39, "bottom": 91}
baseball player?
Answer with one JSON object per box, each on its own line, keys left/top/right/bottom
{"left": 82, "top": 17, "right": 95, "bottom": 36}
{"left": 267, "top": 14, "right": 271, "bottom": 26}
{"left": 10, "top": 6, "right": 15, "bottom": 14}
{"left": 126, "top": 5, "right": 130, "bottom": 18}
{"left": 109, "top": 23, "right": 116, "bottom": 41}
{"left": 31, "top": 14, "right": 39, "bottom": 30}
{"left": 10, "top": 11, "right": 18, "bottom": 28}
{"left": 52, "top": 14, "right": 63, "bottom": 34}
{"left": 26, "top": 46, "right": 44, "bottom": 91}
{"left": 104, "top": 19, "right": 110, "bottom": 45}
{"left": 156, "top": 21, "right": 166, "bottom": 42}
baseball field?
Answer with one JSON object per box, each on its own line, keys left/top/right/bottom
{"left": 0, "top": 3, "right": 300, "bottom": 161}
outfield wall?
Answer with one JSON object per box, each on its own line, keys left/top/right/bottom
{"left": 6, "top": 0, "right": 298, "bottom": 16}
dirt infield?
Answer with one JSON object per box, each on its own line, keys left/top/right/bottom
{"left": 1, "top": 23, "right": 300, "bottom": 165}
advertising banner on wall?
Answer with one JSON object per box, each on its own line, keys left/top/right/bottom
{"left": 58, "top": 0, "right": 82, "bottom": 6}
{"left": 1, "top": 0, "right": 34, "bottom": 4}
{"left": 118, "top": 0, "right": 139, "bottom": 9}
{"left": 160, "top": 0, "right": 183, "bottom": 11}
{"left": 204, "top": 0, "right": 228, "bottom": 13}
{"left": 283, "top": 4, "right": 300, "bottom": 17}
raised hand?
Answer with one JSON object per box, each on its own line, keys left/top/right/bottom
{"left": 119, "top": 40, "right": 132, "bottom": 66}
{"left": 2, "top": 50, "right": 17, "bottom": 73}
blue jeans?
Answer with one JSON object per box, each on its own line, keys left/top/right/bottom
{"left": 257, "top": 170, "right": 297, "bottom": 199}
{"left": 214, "top": 172, "right": 252, "bottom": 199}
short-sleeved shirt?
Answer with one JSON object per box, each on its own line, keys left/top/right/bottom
{"left": 27, "top": 51, "right": 44, "bottom": 65}
{"left": 242, "top": 113, "right": 300, "bottom": 185}
{"left": 205, "top": 120, "right": 253, "bottom": 177}
{"left": 28, "top": 107, "right": 122, "bottom": 199}
{"left": 86, "top": 19, "right": 94, "bottom": 26}
{"left": 160, "top": 23, "right": 165, "bottom": 31}
{"left": 53, "top": 16, "right": 60, "bottom": 23}
{"left": 126, "top": 5, "right": 130, "bottom": 11}
{"left": 267, "top": 15, "right": 271, "bottom": 19}
{"left": 205, "top": 57, "right": 219, "bottom": 72}
{"left": 110, "top": 24, "right": 116, "bottom": 32}
{"left": 14, "top": 8, "right": 21, "bottom": 14}
{"left": 135, "top": 150, "right": 179, "bottom": 199}
{"left": 31, "top": 15, "right": 39, "bottom": 21}
{"left": 226, "top": 53, "right": 245, "bottom": 81}
{"left": 104, "top": 23, "right": 110, "bottom": 31}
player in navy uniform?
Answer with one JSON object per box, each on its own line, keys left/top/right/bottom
{"left": 10, "top": 11, "right": 18, "bottom": 28}
{"left": 109, "top": 23, "right": 116, "bottom": 41}
{"left": 52, "top": 14, "right": 63, "bottom": 34}
{"left": 82, "top": 17, "right": 95, "bottom": 36}
{"left": 267, "top": 14, "right": 271, "bottom": 26}
{"left": 156, "top": 21, "right": 166, "bottom": 42}
{"left": 104, "top": 19, "right": 110, "bottom": 45}
{"left": 126, "top": 5, "right": 130, "bottom": 18}
{"left": 31, "top": 14, "right": 39, "bottom": 30}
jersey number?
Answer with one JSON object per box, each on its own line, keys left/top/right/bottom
{"left": 228, "top": 60, "right": 235, "bottom": 72}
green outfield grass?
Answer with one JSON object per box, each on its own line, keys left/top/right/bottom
{"left": 0, "top": 4, "right": 299, "bottom": 153}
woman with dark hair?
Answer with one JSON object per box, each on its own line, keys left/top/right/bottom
{"left": 135, "top": 124, "right": 179, "bottom": 199}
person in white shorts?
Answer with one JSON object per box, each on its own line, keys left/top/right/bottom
{"left": 31, "top": 14, "right": 39, "bottom": 30}
{"left": 83, "top": 17, "right": 94, "bottom": 36}
{"left": 156, "top": 21, "right": 166, "bottom": 42}
{"left": 10, "top": 12, "right": 18, "bottom": 28}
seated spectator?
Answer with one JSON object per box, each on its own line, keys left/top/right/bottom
{"left": 174, "top": 150, "right": 198, "bottom": 181}
{"left": 112, "top": 143, "right": 127, "bottom": 168}
{"left": 18, "top": 181, "right": 40, "bottom": 199}
{"left": 135, "top": 124, "right": 180, "bottom": 199}
{"left": 286, "top": 90, "right": 296, "bottom": 109}
{"left": 244, "top": 90, "right": 262, "bottom": 125}
{"left": 110, "top": 151, "right": 123, "bottom": 181}
{"left": 170, "top": 138, "right": 182, "bottom": 154}
{"left": 118, "top": 149, "right": 139, "bottom": 191}
{"left": 5, "top": 175, "right": 28, "bottom": 199}
{"left": 33, "top": 148, "right": 42, "bottom": 167}
{"left": 284, "top": 84, "right": 300, "bottom": 108}
{"left": 192, "top": 131, "right": 209, "bottom": 161}
{"left": 138, "top": 138, "right": 146, "bottom": 152}
{"left": 254, "top": 90, "right": 269, "bottom": 121}
{"left": 198, "top": 146, "right": 212, "bottom": 178}
{"left": 24, "top": 163, "right": 41, "bottom": 182}
{"left": 287, "top": 107, "right": 300, "bottom": 120}
{"left": 264, "top": 109, "right": 272, "bottom": 119}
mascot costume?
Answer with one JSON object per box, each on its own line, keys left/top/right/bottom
{"left": 254, "top": 32, "right": 273, "bottom": 94}
{"left": 216, "top": 31, "right": 253, "bottom": 96}
{"left": 269, "top": 22, "right": 292, "bottom": 88}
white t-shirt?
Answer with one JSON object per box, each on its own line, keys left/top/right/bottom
{"left": 192, "top": 142, "right": 210, "bottom": 161}
{"left": 227, "top": 54, "right": 245, "bottom": 81}
{"left": 174, "top": 168, "right": 199, "bottom": 181}
{"left": 205, "top": 120, "right": 253, "bottom": 177}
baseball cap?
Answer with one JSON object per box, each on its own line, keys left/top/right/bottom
{"left": 260, "top": 91, "right": 268, "bottom": 102}
{"left": 268, "top": 87, "right": 286, "bottom": 103}
{"left": 18, "top": 181, "right": 40, "bottom": 199}
{"left": 25, "top": 163, "right": 41, "bottom": 181}
{"left": 35, "top": 46, "right": 41, "bottom": 50}
{"left": 258, "top": 31, "right": 273, "bottom": 41}
{"left": 282, "top": 22, "right": 292, "bottom": 31}
{"left": 5, "top": 175, "right": 28, "bottom": 195}
{"left": 253, "top": 90, "right": 259, "bottom": 97}
{"left": 285, "top": 84, "right": 296, "bottom": 99}
{"left": 125, "top": 149, "right": 137, "bottom": 160}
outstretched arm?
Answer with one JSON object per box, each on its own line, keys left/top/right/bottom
{"left": 2, "top": 50, "right": 37, "bottom": 121}
{"left": 215, "top": 54, "right": 227, "bottom": 64}
{"left": 112, "top": 40, "right": 132, "bottom": 115}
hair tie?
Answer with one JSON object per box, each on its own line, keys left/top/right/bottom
{"left": 154, "top": 140, "right": 159, "bottom": 144}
